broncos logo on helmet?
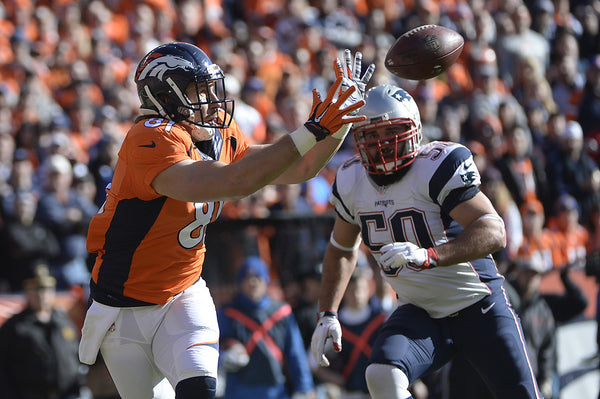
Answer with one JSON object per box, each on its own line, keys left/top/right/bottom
{"left": 136, "top": 55, "right": 195, "bottom": 81}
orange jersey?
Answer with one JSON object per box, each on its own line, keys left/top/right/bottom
{"left": 87, "top": 116, "right": 249, "bottom": 306}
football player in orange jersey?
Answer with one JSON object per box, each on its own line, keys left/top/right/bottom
{"left": 78, "top": 42, "right": 374, "bottom": 399}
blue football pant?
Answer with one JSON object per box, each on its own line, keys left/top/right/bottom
{"left": 368, "top": 279, "right": 543, "bottom": 399}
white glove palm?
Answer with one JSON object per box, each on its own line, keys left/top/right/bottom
{"left": 339, "top": 49, "right": 375, "bottom": 112}
{"left": 379, "top": 242, "right": 437, "bottom": 272}
{"left": 310, "top": 312, "right": 342, "bottom": 367}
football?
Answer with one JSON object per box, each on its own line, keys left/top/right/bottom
{"left": 385, "top": 24, "right": 464, "bottom": 80}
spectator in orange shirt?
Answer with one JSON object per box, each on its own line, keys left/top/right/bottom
{"left": 517, "top": 198, "right": 562, "bottom": 273}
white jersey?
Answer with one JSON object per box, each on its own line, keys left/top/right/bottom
{"left": 331, "top": 141, "right": 501, "bottom": 318}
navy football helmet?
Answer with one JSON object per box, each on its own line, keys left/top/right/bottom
{"left": 135, "top": 42, "right": 234, "bottom": 130}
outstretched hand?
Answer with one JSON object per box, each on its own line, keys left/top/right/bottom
{"left": 304, "top": 60, "right": 366, "bottom": 141}
{"left": 340, "top": 48, "right": 376, "bottom": 102}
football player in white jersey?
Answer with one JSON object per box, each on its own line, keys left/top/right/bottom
{"left": 310, "top": 85, "right": 544, "bottom": 399}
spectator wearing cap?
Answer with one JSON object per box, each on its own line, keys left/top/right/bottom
{"left": 241, "top": 76, "right": 277, "bottom": 123}
{"left": 35, "top": 154, "right": 97, "bottom": 289}
{"left": 517, "top": 198, "right": 561, "bottom": 273}
{"left": 540, "top": 193, "right": 597, "bottom": 320}
{"left": 547, "top": 194, "right": 589, "bottom": 270}
{"left": 216, "top": 256, "right": 315, "bottom": 399}
{"left": 545, "top": 120, "right": 600, "bottom": 222}
{"left": 0, "top": 264, "right": 86, "bottom": 399}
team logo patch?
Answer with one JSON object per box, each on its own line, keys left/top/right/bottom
{"left": 137, "top": 54, "right": 193, "bottom": 81}
{"left": 461, "top": 170, "right": 477, "bottom": 184}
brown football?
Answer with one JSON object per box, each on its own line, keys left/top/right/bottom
{"left": 385, "top": 24, "right": 464, "bottom": 80}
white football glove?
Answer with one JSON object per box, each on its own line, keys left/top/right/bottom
{"left": 220, "top": 341, "right": 250, "bottom": 372}
{"left": 310, "top": 311, "right": 342, "bottom": 367}
{"left": 379, "top": 242, "right": 438, "bottom": 272}
{"left": 339, "top": 49, "right": 375, "bottom": 112}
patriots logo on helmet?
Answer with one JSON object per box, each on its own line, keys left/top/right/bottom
{"left": 391, "top": 88, "right": 413, "bottom": 103}
{"left": 137, "top": 55, "right": 194, "bottom": 81}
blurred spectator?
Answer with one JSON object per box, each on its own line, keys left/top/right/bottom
{"left": 479, "top": 166, "right": 523, "bottom": 269}
{"left": 86, "top": 135, "right": 120, "bottom": 208}
{"left": 0, "top": 132, "right": 15, "bottom": 194}
{"left": 0, "top": 191, "right": 59, "bottom": 292}
{"left": 225, "top": 74, "right": 267, "bottom": 145}
{"left": 548, "top": 53, "right": 584, "bottom": 119}
{"left": 293, "top": 263, "right": 323, "bottom": 352}
{"left": 312, "top": 0, "right": 362, "bottom": 50}
{"left": 1, "top": 147, "right": 38, "bottom": 219}
{"left": 413, "top": 81, "right": 442, "bottom": 142}
{"left": 545, "top": 120, "right": 600, "bottom": 222}
{"left": 547, "top": 193, "right": 589, "bottom": 270}
{"left": 508, "top": 256, "right": 558, "bottom": 399}
{"left": 576, "top": 5, "right": 600, "bottom": 59}
{"left": 217, "top": 256, "right": 315, "bottom": 399}
{"left": 494, "top": 124, "right": 550, "bottom": 209}
{"left": 552, "top": 0, "right": 583, "bottom": 37}
{"left": 467, "top": 48, "right": 513, "bottom": 132}
{"left": 530, "top": 0, "right": 556, "bottom": 41}
{"left": 0, "top": 264, "right": 86, "bottom": 399}
{"left": 35, "top": 154, "right": 97, "bottom": 288}
{"left": 268, "top": 184, "right": 313, "bottom": 216}
{"left": 496, "top": 3, "right": 550, "bottom": 87}
{"left": 578, "top": 54, "right": 600, "bottom": 138}
{"left": 517, "top": 198, "right": 561, "bottom": 273}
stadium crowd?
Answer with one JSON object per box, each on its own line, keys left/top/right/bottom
{"left": 0, "top": 0, "right": 600, "bottom": 398}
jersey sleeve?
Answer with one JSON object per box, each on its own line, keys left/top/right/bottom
{"left": 226, "top": 118, "right": 250, "bottom": 162}
{"left": 425, "top": 143, "right": 481, "bottom": 214}
{"left": 123, "top": 119, "right": 193, "bottom": 199}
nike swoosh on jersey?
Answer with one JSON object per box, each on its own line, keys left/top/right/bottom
{"left": 481, "top": 302, "right": 495, "bottom": 314}
{"left": 139, "top": 141, "right": 156, "bottom": 148}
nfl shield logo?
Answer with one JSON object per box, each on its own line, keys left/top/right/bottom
{"left": 423, "top": 34, "right": 441, "bottom": 53}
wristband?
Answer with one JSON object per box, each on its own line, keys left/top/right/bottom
{"left": 318, "top": 310, "right": 338, "bottom": 319}
{"left": 289, "top": 125, "right": 317, "bottom": 156}
{"left": 331, "top": 123, "right": 352, "bottom": 140}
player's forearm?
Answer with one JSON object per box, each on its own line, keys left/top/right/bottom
{"left": 153, "top": 136, "right": 301, "bottom": 202}
{"left": 434, "top": 217, "right": 506, "bottom": 267}
{"left": 318, "top": 246, "right": 358, "bottom": 312}
{"left": 273, "top": 126, "right": 349, "bottom": 184}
